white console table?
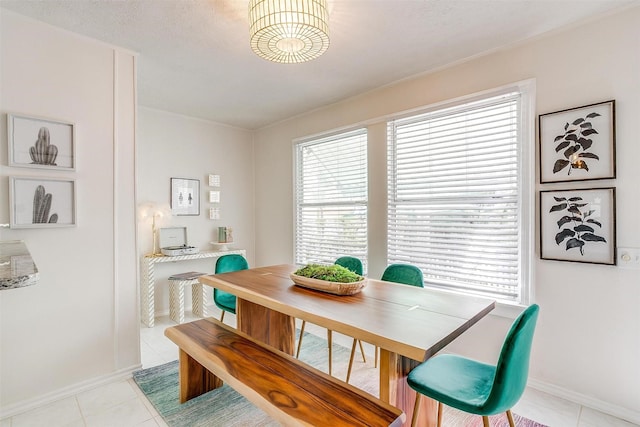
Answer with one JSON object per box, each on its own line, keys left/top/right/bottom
{"left": 140, "top": 250, "right": 245, "bottom": 327}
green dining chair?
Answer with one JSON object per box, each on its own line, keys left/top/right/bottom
{"left": 407, "top": 304, "right": 540, "bottom": 427}
{"left": 380, "top": 263, "right": 424, "bottom": 288}
{"left": 213, "top": 254, "right": 249, "bottom": 323}
{"left": 346, "top": 263, "right": 424, "bottom": 383}
{"left": 295, "top": 256, "right": 364, "bottom": 377}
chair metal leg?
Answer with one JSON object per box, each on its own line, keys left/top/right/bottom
{"left": 295, "top": 320, "right": 306, "bottom": 358}
{"left": 410, "top": 393, "right": 422, "bottom": 427}
{"left": 482, "top": 416, "right": 490, "bottom": 427}
{"left": 220, "top": 310, "right": 225, "bottom": 323}
{"left": 357, "top": 339, "right": 366, "bottom": 363}
{"left": 506, "top": 410, "right": 515, "bottom": 427}
{"left": 346, "top": 338, "right": 369, "bottom": 382}
{"left": 346, "top": 338, "right": 358, "bottom": 383}
{"left": 296, "top": 323, "right": 333, "bottom": 377}
{"left": 327, "top": 329, "right": 332, "bottom": 376}
{"left": 374, "top": 346, "right": 379, "bottom": 368}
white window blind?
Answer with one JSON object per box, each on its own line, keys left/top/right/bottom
{"left": 387, "top": 92, "right": 525, "bottom": 301}
{"left": 295, "top": 129, "right": 368, "bottom": 270}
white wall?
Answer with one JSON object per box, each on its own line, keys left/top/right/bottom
{"left": 0, "top": 10, "right": 138, "bottom": 415}
{"left": 137, "top": 107, "right": 255, "bottom": 315}
{"left": 253, "top": 7, "right": 640, "bottom": 422}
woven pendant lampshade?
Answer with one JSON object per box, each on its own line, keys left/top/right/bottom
{"left": 249, "top": 0, "right": 330, "bottom": 64}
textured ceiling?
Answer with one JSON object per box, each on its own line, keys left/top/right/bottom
{"left": 1, "top": 0, "right": 638, "bottom": 129}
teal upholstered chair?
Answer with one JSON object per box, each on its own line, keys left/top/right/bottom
{"left": 346, "top": 263, "right": 424, "bottom": 382}
{"left": 380, "top": 263, "right": 424, "bottom": 288}
{"left": 213, "top": 254, "right": 249, "bottom": 323}
{"left": 295, "top": 256, "right": 364, "bottom": 377}
{"left": 334, "top": 256, "right": 364, "bottom": 277}
{"left": 407, "top": 304, "right": 539, "bottom": 427}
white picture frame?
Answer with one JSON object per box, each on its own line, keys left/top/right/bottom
{"left": 171, "top": 178, "right": 200, "bottom": 216}
{"left": 9, "top": 176, "right": 77, "bottom": 228}
{"left": 208, "top": 174, "right": 220, "bottom": 187}
{"left": 7, "top": 113, "right": 76, "bottom": 171}
{"left": 209, "top": 207, "right": 220, "bottom": 220}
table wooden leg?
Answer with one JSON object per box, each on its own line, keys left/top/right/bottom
{"left": 178, "top": 349, "right": 222, "bottom": 403}
{"left": 236, "top": 298, "right": 296, "bottom": 355}
{"left": 379, "top": 349, "right": 438, "bottom": 427}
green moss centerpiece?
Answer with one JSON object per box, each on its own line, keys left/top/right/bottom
{"left": 290, "top": 264, "right": 366, "bottom": 295}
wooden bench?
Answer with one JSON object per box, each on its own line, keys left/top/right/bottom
{"left": 164, "top": 318, "right": 405, "bottom": 427}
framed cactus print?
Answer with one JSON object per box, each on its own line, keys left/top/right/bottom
{"left": 9, "top": 177, "right": 77, "bottom": 228}
{"left": 7, "top": 113, "right": 76, "bottom": 170}
{"left": 540, "top": 187, "right": 616, "bottom": 265}
{"left": 539, "top": 100, "right": 615, "bottom": 183}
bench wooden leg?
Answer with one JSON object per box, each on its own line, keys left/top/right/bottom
{"left": 178, "top": 349, "right": 223, "bottom": 403}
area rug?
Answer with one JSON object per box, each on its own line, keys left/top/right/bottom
{"left": 134, "top": 361, "right": 275, "bottom": 426}
{"left": 133, "top": 331, "right": 363, "bottom": 427}
{"left": 448, "top": 409, "right": 547, "bottom": 427}
{"left": 133, "top": 332, "right": 546, "bottom": 426}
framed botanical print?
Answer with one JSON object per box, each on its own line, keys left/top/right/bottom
{"left": 539, "top": 100, "right": 615, "bottom": 183}
{"left": 540, "top": 187, "right": 616, "bottom": 265}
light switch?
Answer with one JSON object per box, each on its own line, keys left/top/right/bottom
{"left": 617, "top": 247, "right": 640, "bottom": 269}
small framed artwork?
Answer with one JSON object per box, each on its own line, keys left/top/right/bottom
{"left": 208, "top": 174, "right": 220, "bottom": 187}
{"left": 540, "top": 187, "right": 616, "bottom": 265}
{"left": 7, "top": 113, "right": 76, "bottom": 170}
{"left": 209, "top": 190, "right": 220, "bottom": 203}
{"left": 171, "top": 178, "right": 200, "bottom": 216}
{"left": 208, "top": 207, "right": 220, "bottom": 220}
{"left": 539, "top": 100, "right": 615, "bottom": 183}
{"left": 9, "top": 176, "right": 77, "bottom": 228}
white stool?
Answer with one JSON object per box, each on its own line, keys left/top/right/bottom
{"left": 168, "top": 272, "right": 209, "bottom": 324}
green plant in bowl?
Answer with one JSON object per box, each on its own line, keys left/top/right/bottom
{"left": 293, "top": 264, "right": 363, "bottom": 283}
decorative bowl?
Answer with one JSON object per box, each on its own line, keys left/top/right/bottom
{"left": 290, "top": 273, "right": 366, "bottom": 296}
{"left": 209, "top": 242, "right": 231, "bottom": 251}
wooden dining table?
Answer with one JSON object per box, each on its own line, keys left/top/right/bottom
{"left": 199, "top": 264, "right": 495, "bottom": 427}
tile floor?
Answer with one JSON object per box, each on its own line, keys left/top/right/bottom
{"left": 1, "top": 308, "right": 637, "bottom": 427}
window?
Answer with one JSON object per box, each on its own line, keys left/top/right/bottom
{"left": 294, "top": 129, "right": 368, "bottom": 270}
{"left": 387, "top": 84, "right": 533, "bottom": 303}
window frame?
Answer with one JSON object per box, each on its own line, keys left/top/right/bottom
{"left": 386, "top": 80, "right": 535, "bottom": 307}
{"left": 293, "top": 127, "right": 369, "bottom": 272}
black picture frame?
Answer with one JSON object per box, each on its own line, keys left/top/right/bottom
{"left": 540, "top": 187, "right": 616, "bottom": 265}
{"left": 538, "top": 100, "right": 615, "bottom": 183}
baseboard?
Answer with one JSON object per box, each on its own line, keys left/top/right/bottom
{"left": 0, "top": 363, "right": 142, "bottom": 420}
{"left": 528, "top": 378, "right": 640, "bottom": 425}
